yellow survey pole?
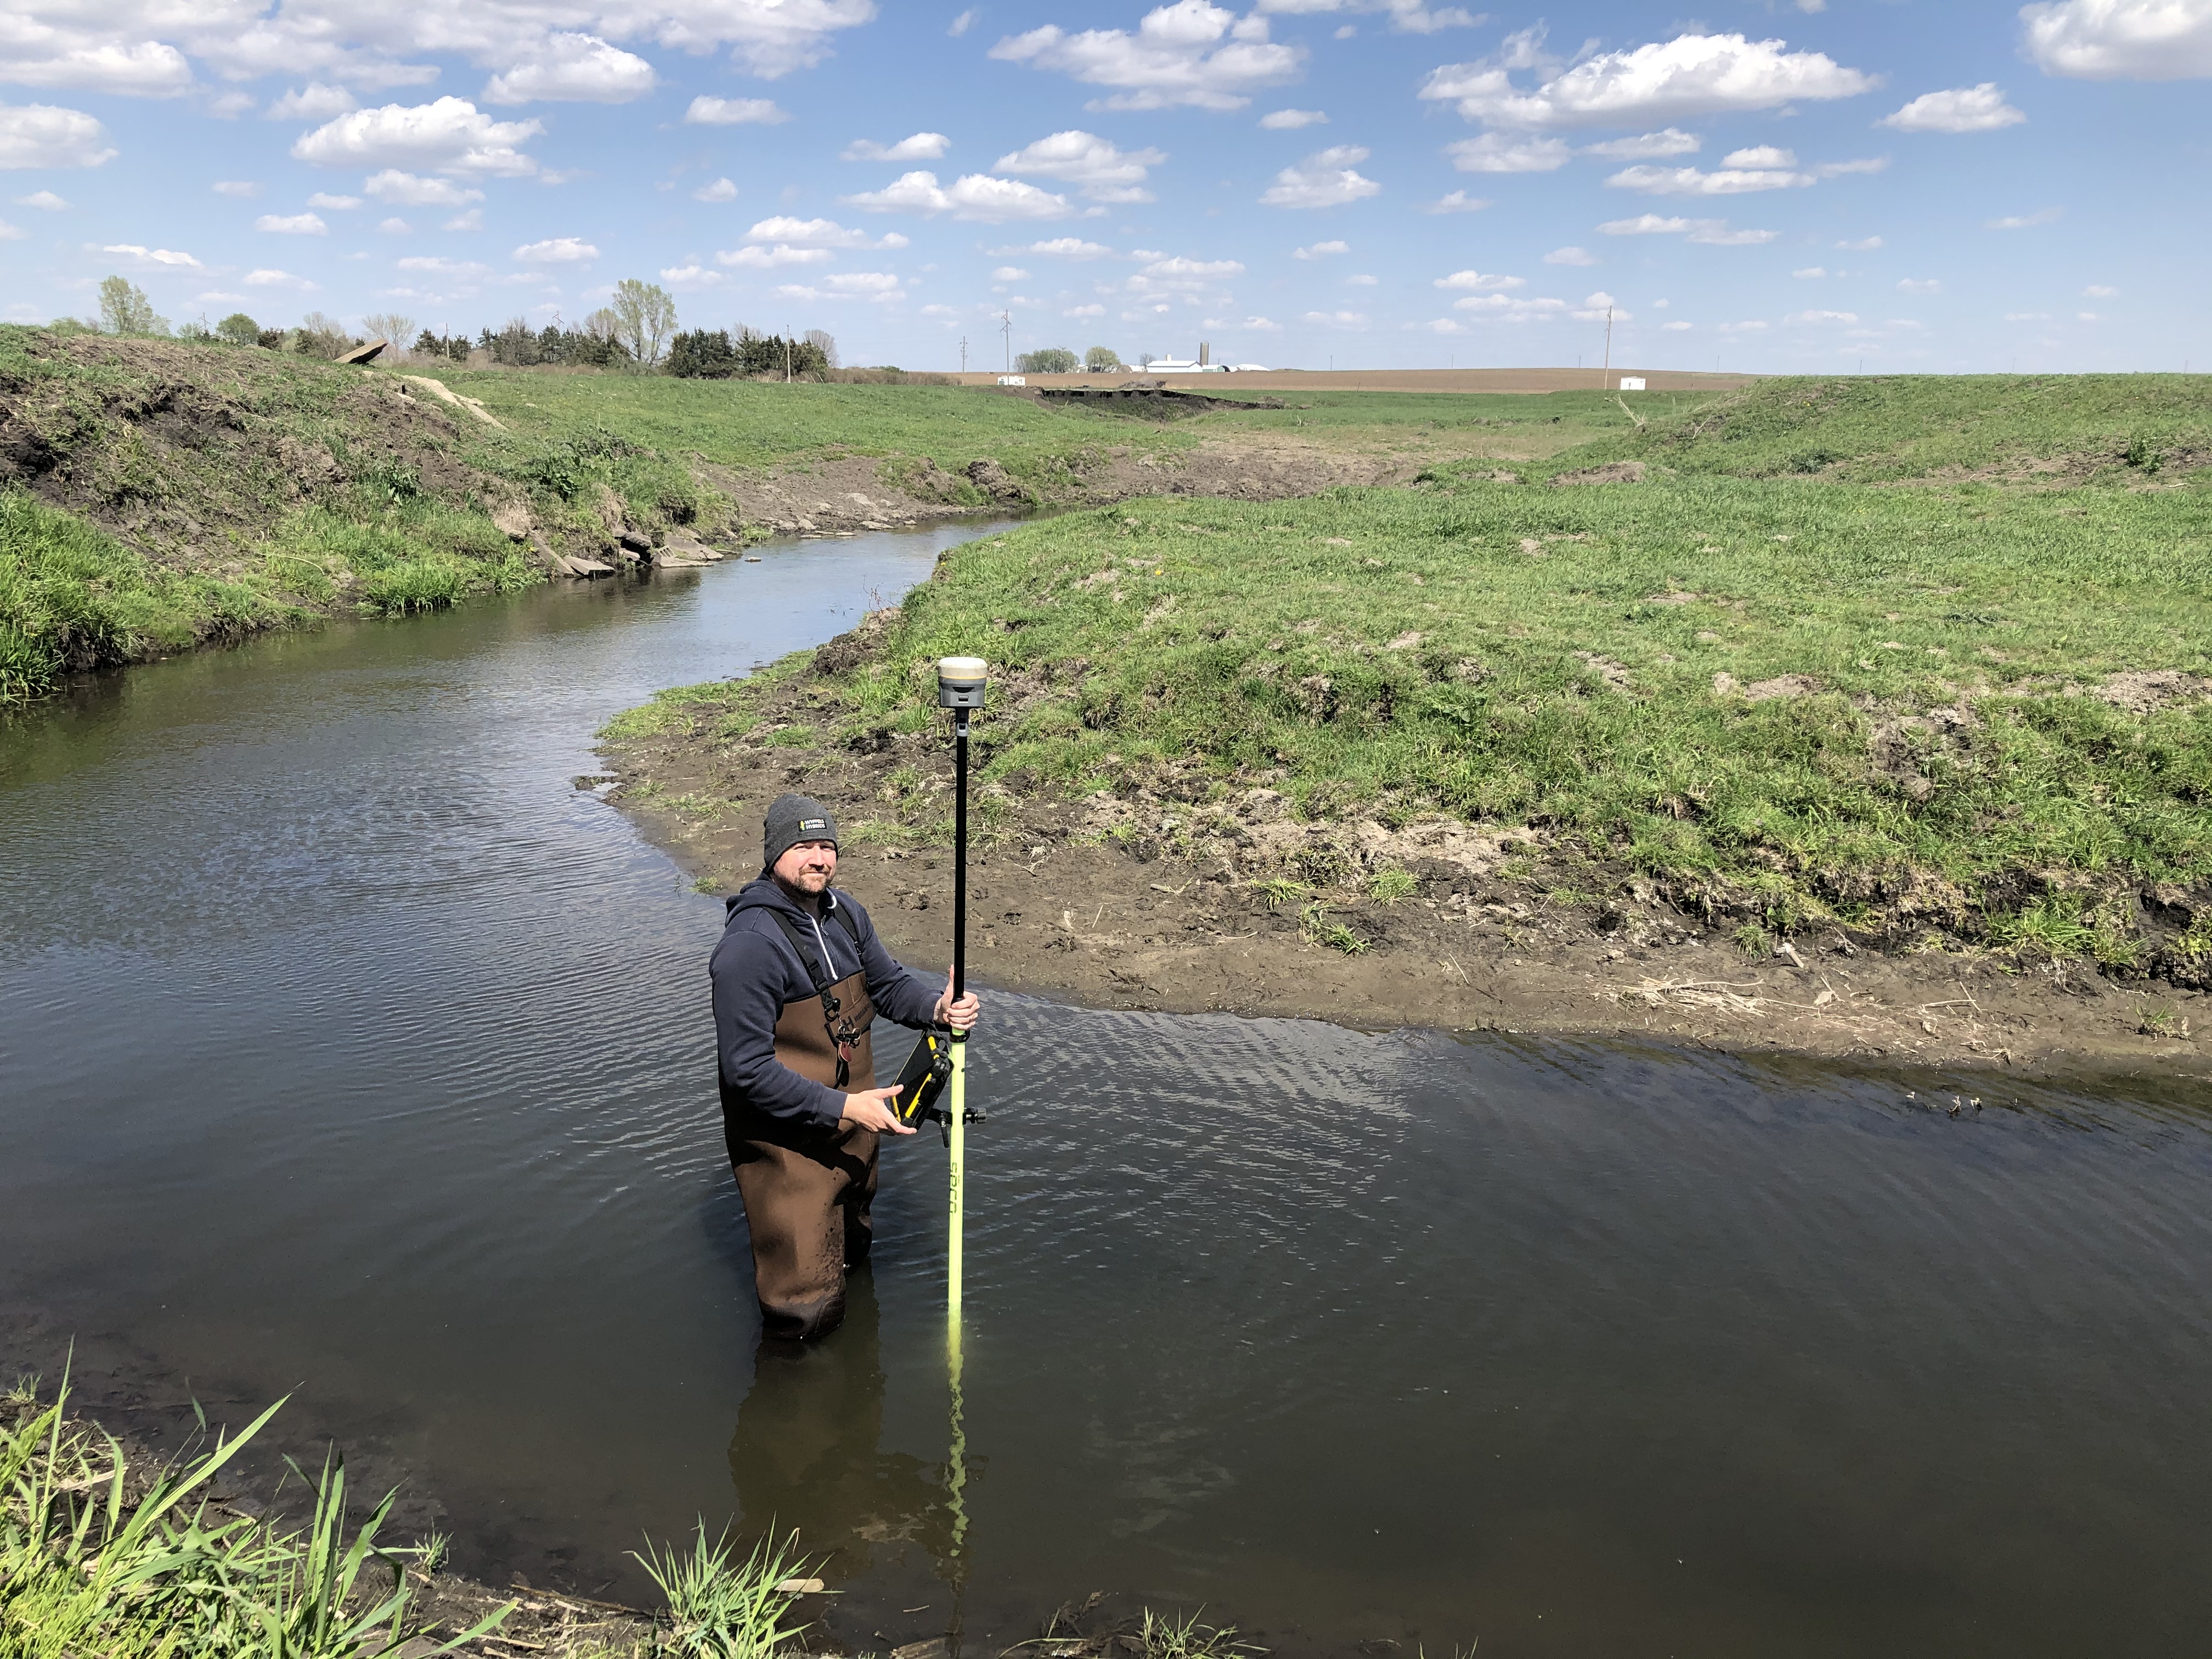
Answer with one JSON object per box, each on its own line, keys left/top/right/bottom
{"left": 934, "top": 655, "right": 985, "bottom": 1320}
{"left": 934, "top": 655, "right": 985, "bottom": 1621}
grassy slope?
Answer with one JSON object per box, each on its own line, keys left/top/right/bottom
{"left": 1536, "top": 373, "right": 2212, "bottom": 482}
{"left": 628, "top": 377, "right": 2212, "bottom": 975}
{"left": 0, "top": 329, "right": 552, "bottom": 699}
{"left": 411, "top": 365, "right": 1195, "bottom": 504}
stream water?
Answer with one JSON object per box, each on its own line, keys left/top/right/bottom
{"left": 3, "top": 524, "right": 2210, "bottom": 1657}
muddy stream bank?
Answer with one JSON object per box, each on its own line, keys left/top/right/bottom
{"left": 4, "top": 522, "right": 2211, "bottom": 1657}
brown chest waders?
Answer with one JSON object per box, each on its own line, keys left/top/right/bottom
{"left": 724, "top": 912, "right": 878, "bottom": 1342}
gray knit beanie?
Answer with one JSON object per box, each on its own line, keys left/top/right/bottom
{"left": 762, "top": 793, "right": 839, "bottom": 873}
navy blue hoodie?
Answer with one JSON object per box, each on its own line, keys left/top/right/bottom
{"left": 710, "top": 876, "right": 942, "bottom": 1128}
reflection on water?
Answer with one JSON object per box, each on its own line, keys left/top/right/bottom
{"left": 729, "top": 1274, "right": 949, "bottom": 1580}
{"left": 3, "top": 529, "right": 2211, "bottom": 1657}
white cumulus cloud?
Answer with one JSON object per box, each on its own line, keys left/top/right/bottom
{"left": 1786, "top": 309, "right": 1859, "bottom": 324}
{"left": 267, "top": 84, "right": 357, "bottom": 122}
{"left": 1301, "top": 309, "right": 1369, "bottom": 327}
{"left": 692, "top": 177, "right": 737, "bottom": 202}
{"left": 659, "top": 263, "right": 724, "bottom": 289}
{"left": 1254, "top": 0, "right": 1477, "bottom": 30}
{"left": 1598, "top": 213, "right": 1777, "bottom": 244}
{"left": 513, "top": 236, "right": 597, "bottom": 262}
{"left": 306, "top": 191, "right": 358, "bottom": 208}
{"left": 1444, "top": 133, "right": 1570, "bottom": 172}
{"left": 245, "top": 267, "right": 315, "bottom": 288}
{"left": 14, "top": 189, "right": 67, "bottom": 208}
{"left": 1259, "top": 144, "right": 1380, "bottom": 207}
{"left": 1419, "top": 189, "right": 1489, "bottom": 213}
{"left": 364, "top": 170, "right": 484, "bottom": 206}
{"left": 743, "top": 215, "right": 906, "bottom": 248}
{"left": 1544, "top": 245, "right": 1597, "bottom": 265}
{"left": 100, "top": 241, "right": 200, "bottom": 267}
{"left": 2084, "top": 283, "right": 2119, "bottom": 296}
{"left": 294, "top": 98, "right": 541, "bottom": 176}
{"left": 843, "top": 132, "right": 950, "bottom": 160}
{"left": 483, "top": 34, "right": 656, "bottom": 104}
{"left": 1879, "top": 83, "right": 2027, "bottom": 132}
{"left": 715, "top": 243, "right": 832, "bottom": 268}
{"left": 994, "top": 129, "right": 1165, "bottom": 202}
{"left": 989, "top": 236, "right": 1115, "bottom": 258}
{"left": 840, "top": 169, "right": 1076, "bottom": 221}
{"left": 1897, "top": 277, "right": 1941, "bottom": 294}
{"left": 776, "top": 270, "right": 905, "bottom": 302}
{"left": 1445, "top": 294, "right": 1569, "bottom": 323}
{"left": 211, "top": 179, "right": 261, "bottom": 198}
{"left": 1987, "top": 207, "right": 2062, "bottom": 228}
{"left": 1421, "top": 31, "right": 1878, "bottom": 128}
{"left": 1579, "top": 128, "right": 1702, "bottom": 159}
{"left": 0, "top": 103, "right": 115, "bottom": 168}
{"left": 1435, "top": 268, "right": 1523, "bottom": 291}
{"left": 0, "top": 0, "right": 870, "bottom": 99}
{"left": 684, "top": 97, "right": 791, "bottom": 126}
{"left": 989, "top": 2, "right": 1305, "bottom": 112}
{"left": 1, "top": 42, "right": 191, "bottom": 99}
{"left": 256, "top": 211, "right": 326, "bottom": 233}
{"left": 1605, "top": 161, "right": 1814, "bottom": 194}
{"left": 2022, "top": 0, "right": 2212, "bottom": 79}
{"left": 1127, "top": 254, "right": 1245, "bottom": 295}
{"left": 1293, "top": 239, "right": 1348, "bottom": 257}
{"left": 1260, "top": 108, "right": 1328, "bottom": 127}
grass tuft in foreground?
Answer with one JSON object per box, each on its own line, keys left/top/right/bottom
{"left": 633, "top": 1526, "right": 812, "bottom": 1659}
{"left": 0, "top": 1375, "right": 506, "bottom": 1659}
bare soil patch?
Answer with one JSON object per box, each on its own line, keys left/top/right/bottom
{"left": 690, "top": 437, "right": 1432, "bottom": 540}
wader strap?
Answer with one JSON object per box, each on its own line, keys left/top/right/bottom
{"left": 769, "top": 907, "right": 866, "bottom": 1088}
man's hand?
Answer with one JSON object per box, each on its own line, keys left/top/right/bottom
{"left": 934, "top": 968, "right": 981, "bottom": 1033}
{"left": 840, "top": 1086, "right": 915, "bottom": 1135}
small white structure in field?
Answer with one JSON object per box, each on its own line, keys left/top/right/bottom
{"left": 1617, "top": 376, "right": 1647, "bottom": 391}
{"left": 996, "top": 374, "right": 1026, "bottom": 386}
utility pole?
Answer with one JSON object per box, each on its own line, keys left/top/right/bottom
{"left": 784, "top": 332, "right": 791, "bottom": 384}
{"left": 1001, "top": 309, "right": 1012, "bottom": 373}
{"left": 959, "top": 335, "right": 967, "bottom": 374}
{"left": 1600, "top": 306, "right": 1613, "bottom": 391}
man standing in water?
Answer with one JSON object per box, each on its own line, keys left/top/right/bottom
{"left": 712, "top": 793, "right": 980, "bottom": 1340}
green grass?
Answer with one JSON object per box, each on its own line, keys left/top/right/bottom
{"left": 636, "top": 380, "right": 2212, "bottom": 962}
{"left": 1528, "top": 373, "right": 2212, "bottom": 483}
{"left": 632, "top": 1526, "right": 811, "bottom": 1659}
{"left": 0, "top": 489, "right": 300, "bottom": 699}
{"left": 0, "top": 1376, "right": 507, "bottom": 1658}
{"left": 1187, "top": 386, "right": 1649, "bottom": 444}
{"left": 405, "top": 365, "right": 1200, "bottom": 492}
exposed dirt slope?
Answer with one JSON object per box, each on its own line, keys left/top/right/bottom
{"left": 0, "top": 332, "right": 515, "bottom": 564}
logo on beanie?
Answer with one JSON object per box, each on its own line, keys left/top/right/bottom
{"left": 800, "top": 818, "right": 828, "bottom": 832}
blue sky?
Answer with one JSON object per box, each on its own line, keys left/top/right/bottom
{"left": 2, "top": 1, "right": 2207, "bottom": 373}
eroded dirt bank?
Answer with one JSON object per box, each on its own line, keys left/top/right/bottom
{"left": 698, "top": 433, "right": 1439, "bottom": 538}
{"left": 603, "top": 653, "right": 2211, "bottom": 1082}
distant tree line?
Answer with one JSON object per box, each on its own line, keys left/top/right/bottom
{"left": 64, "top": 274, "right": 876, "bottom": 382}
{"left": 1012, "top": 346, "right": 1124, "bottom": 375}
{"left": 668, "top": 327, "right": 839, "bottom": 380}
